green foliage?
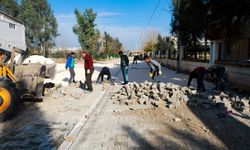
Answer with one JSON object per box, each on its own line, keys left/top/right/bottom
{"left": 144, "top": 40, "right": 156, "bottom": 52}
{"left": 0, "top": 0, "right": 18, "bottom": 17}
{"left": 171, "top": 0, "right": 206, "bottom": 50}
{"left": 49, "top": 50, "right": 66, "bottom": 58}
{"left": 155, "top": 34, "right": 176, "bottom": 58}
{"left": 206, "top": 0, "right": 250, "bottom": 39}
{"left": 18, "top": 0, "right": 58, "bottom": 57}
{"left": 171, "top": 0, "right": 250, "bottom": 46}
{"left": 73, "top": 9, "right": 100, "bottom": 55}
{"left": 103, "top": 31, "right": 123, "bottom": 55}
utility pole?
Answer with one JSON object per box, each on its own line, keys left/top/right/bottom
{"left": 141, "top": 29, "right": 144, "bottom": 53}
{"left": 176, "top": 0, "right": 181, "bottom": 73}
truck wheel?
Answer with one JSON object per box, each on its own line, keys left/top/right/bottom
{"left": 0, "top": 79, "right": 17, "bottom": 122}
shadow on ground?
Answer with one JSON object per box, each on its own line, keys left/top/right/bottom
{"left": 122, "top": 125, "right": 221, "bottom": 150}
{"left": 123, "top": 61, "right": 250, "bottom": 150}
{"left": 187, "top": 92, "right": 250, "bottom": 150}
{"left": 0, "top": 101, "right": 57, "bottom": 149}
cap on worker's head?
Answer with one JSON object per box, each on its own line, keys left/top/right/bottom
{"left": 71, "top": 52, "right": 75, "bottom": 55}
{"left": 144, "top": 55, "right": 150, "bottom": 60}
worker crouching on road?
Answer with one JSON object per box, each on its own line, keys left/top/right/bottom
{"left": 208, "top": 65, "right": 225, "bottom": 90}
{"left": 188, "top": 67, "right": 208, "bottom": 92}
{"left": 119, "top": 51, "right": 129, "bottom": 85}
{"left": 96, "top": 67, "right": 114, "bottom": 85}
{"left": 65, "top": 52, "right": 76, "bottom": 84}
{"left": 144, "top": 56, "right": 162, "bottom": 81}
{"left": 80, "top": 51, "right": 94, "bottom": 92}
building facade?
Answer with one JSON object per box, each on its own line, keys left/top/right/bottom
{"left": 0, "top": 11, "right": 26, "bottom": 52}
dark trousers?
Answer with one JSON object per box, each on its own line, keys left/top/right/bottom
{"left": 215, "top": 68, "right": 225, "bottom": 89}
{"left": 97, "top": 71, "right": 114, "bottom": 85}
{"left": 133, "top": 59, "right": 138, "bottom": 64}
{"left": 151, "top": 68, "right": 159, "bottom": 80}
{"left": 98, "top": 71, "right": 111, "bottom": 81}
{"left": 85, "top": 68, "right": 94, "bottom": 91}
{"left": 69, "top": 68, "right": 75, "bottom": 83}
{"left": 197, "top": 70, "right": 206, "bottom": 91}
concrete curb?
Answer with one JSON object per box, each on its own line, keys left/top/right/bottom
{"left": 58, "top": 90, "right": 105, "bottom": 150}
{"left": 58, "top": 68, "right": 121, "bottom": 150}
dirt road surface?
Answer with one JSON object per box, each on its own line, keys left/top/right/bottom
{"left": 0, "top": 59, "right": 249, "bottom": 150}
{"left": 70, "top": 61, "right": 250, "bottom": 150}
{"left": 0, "top": 60, "right": 120, "bottom": 149}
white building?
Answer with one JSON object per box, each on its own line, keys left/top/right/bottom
{"left": 0, "top": 11, "right": 26, "bottom": 52}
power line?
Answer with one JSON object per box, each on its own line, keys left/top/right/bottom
{"left": 144, "top": 0, "right": 161, "bottom": 30}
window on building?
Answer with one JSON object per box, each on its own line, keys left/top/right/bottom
{"left": 9, "top": 23, "right": 15, "bottom": 29}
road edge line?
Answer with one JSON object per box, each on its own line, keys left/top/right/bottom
{"left": 58, "top": 89, "right": 106, "bottom": 150}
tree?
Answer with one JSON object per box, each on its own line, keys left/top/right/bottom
{"left": 144, "top": 40, "right": 156, "bottom": 53}
{"left": 155, "top": 34, "right": 176, "bottom": 58}
{"left": 171, "top": 0, "right": 206, "bottom": 60}
{"left": 113, "top": 38, "right": 122, "bottom": 53}
{"left": 103, "top": 31, "right": 123, "bottom": 55}
{"left": 18, "top": 0, "right": 58, "bottom": 56}
{"left": 155, "top": 34, "right": 166, "bottom": 52}
{"left": 0, "top": 0, "right": 18, "bottom": 17}
{"left": 206, "top": 0, "right": 250, "bottom": 58}
{"left": 171, "top": 0, "right": 250, "bottom": 60}
{"left": 73, "top": 9, "right": 100, "bottom": 55}
{"left": 103, "top": 31, "right": 112, "bottom": 54}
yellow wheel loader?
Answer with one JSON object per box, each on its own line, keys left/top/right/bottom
{"left": 0, "top": 11, "right": 56, "bottom": 122}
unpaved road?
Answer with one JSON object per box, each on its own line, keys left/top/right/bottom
{"left": 0, "top": 59, "right": 250, "bottom": 150}
{"left": 0, "top": 60, "right": 120, "bottom": 150}
{"left": 70, "top": 61, "right": 250, "bottom": 150}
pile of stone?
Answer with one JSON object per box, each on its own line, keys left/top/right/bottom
{"left": 44, "top": 83, "right": 83, "bottom": 100}
{"left": 111, "top": 81, "right": 250, "bottom": 113}
{"left": 111, "top": 81, "right": 192, "bottom": 109}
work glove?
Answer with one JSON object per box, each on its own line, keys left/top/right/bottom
{"left": 125, "top": 66, "right": 128, "bottom": 70}
{"left": 158, "top": 71, "right": 162, "bottom": 76}
{"left": 149, "top": 72, "right": 153, "bottom": 78}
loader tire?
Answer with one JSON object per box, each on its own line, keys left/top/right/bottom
{"left": 0, "top": 78, "right": 17, "bottom": 122}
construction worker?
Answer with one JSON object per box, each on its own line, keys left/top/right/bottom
{"left": 96, "top": 67, "right": 114, "bottom": 85}
{"left": 133, "top": 55, "right": 139, "bottom": 64}
{"left": 0, "top": 50, "right": 6, "bottom": 63}
{"left": 80, "top": 51, "right": 94, "bottom": 92}
{"left": 119, "top": 51, "right": 129, "bottom": 85}
{"left": 144, "top": 56, "right": 162, "bottom": 81}
{"left": 65, "top": 52, "right": 76, "bottom": 84}
{"left": 208, "top": 65, "right": 225, "bottom": 90}
{"left": 188, "top": 67, "right": 208, "bottom": 92}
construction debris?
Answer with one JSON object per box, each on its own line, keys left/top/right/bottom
{"left": 111, "top": 81, "right": 192, "bottom": 109}
{"left": 111, "top": 81, "right": 250, "bottom": 113}
{"left": 44, "top": 83, "right": 84, "bottom": 100}
{"left": 174, "top": 118, "right": 182, "bottom": 122}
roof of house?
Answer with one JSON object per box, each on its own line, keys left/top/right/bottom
{"left": 0, "top": 10, "right": 23, "bottom": 25}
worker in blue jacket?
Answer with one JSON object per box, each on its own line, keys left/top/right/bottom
{"left": 65, "top": 52, "right": 76, "bottom": 84}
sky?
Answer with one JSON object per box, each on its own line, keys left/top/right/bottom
{"left": 49, "top": 0, "right": 173, "bottom": 50}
